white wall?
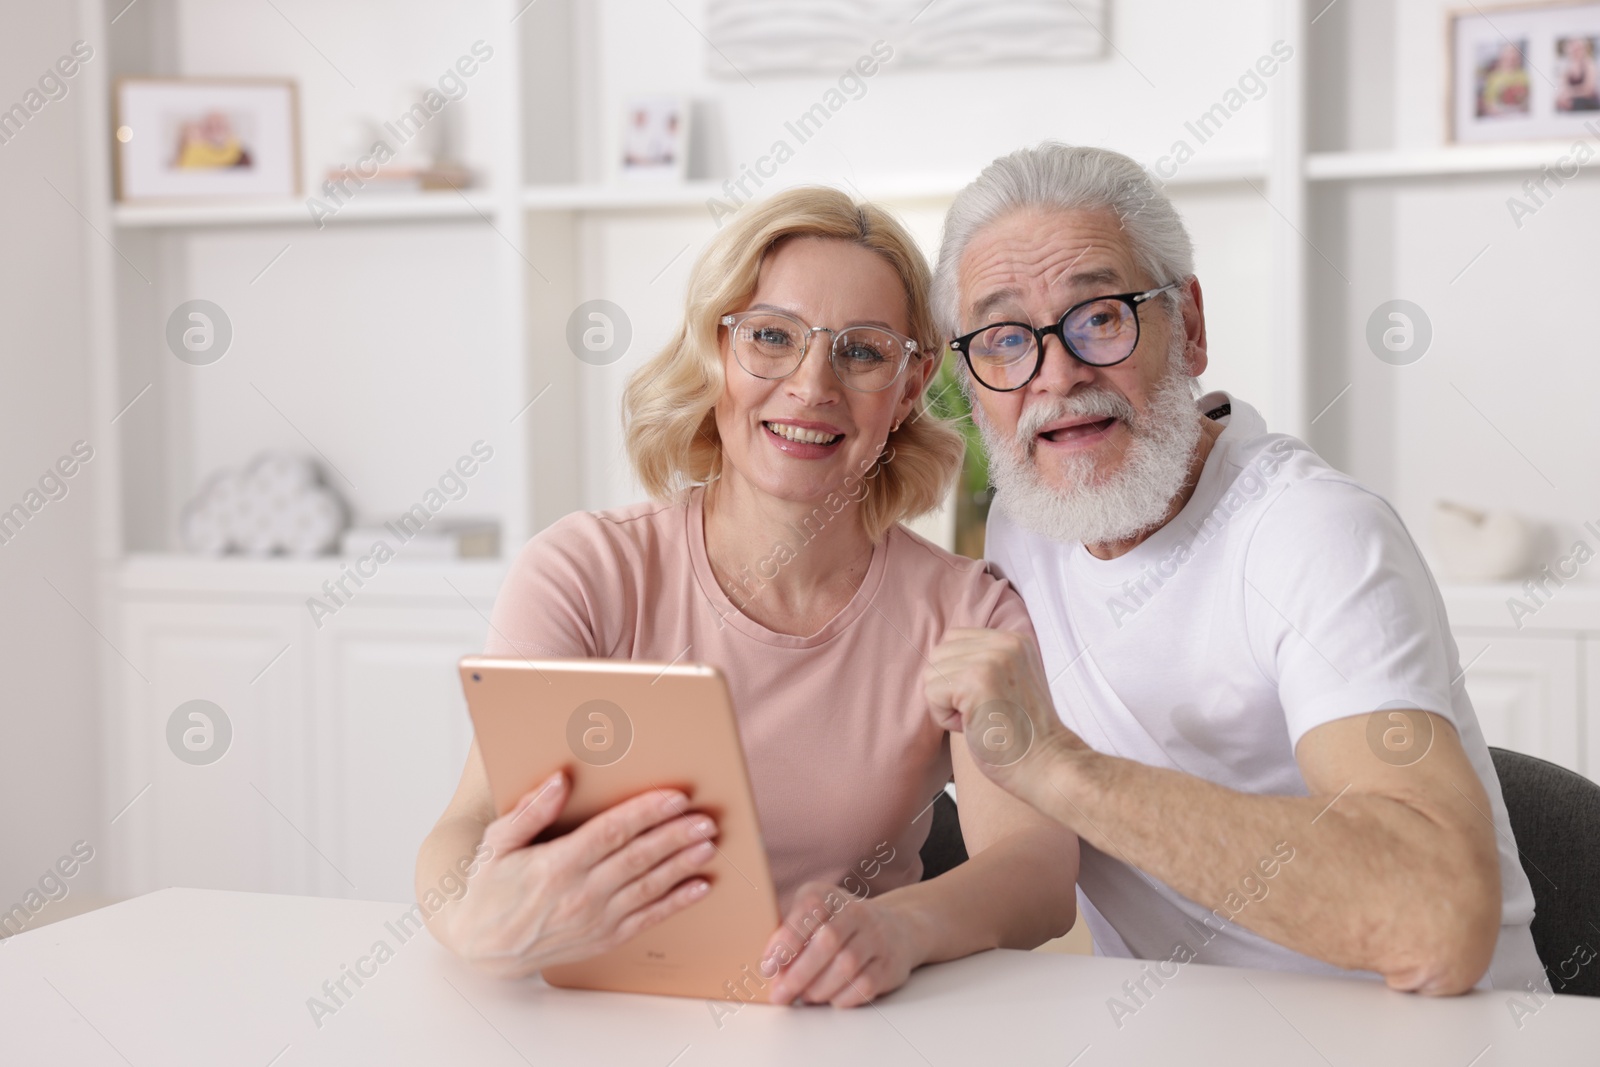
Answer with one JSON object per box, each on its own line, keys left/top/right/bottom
{"left": 589, "top": 0, "right": 1277, "bottom": 185}
{"left": 0, "top": 4, "right": 103, "bottom": 906}
{"left": 568, "top": 0, "right": 1284, "bottom": 511}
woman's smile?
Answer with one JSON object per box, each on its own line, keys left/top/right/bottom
{"left": 762, "top": 418, "right": 846, "bottom": 458}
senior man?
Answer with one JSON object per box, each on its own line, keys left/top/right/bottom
{"left": 922, "top": 142, "right": 1541, "bottom": 996}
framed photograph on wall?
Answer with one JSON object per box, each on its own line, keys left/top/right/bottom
{"left": 1451, "top": 2, "right": 1600, "bottom": 142}
{"left": 617, "top": 95, "right": 689, "bottom": 183}
{"left": 115, "top": 78, "right": 300, "bottom": 201}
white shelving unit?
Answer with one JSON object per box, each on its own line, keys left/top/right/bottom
{"left": 77, "top": 0, "right": 539, "bottom": 902}
{"left": 1297, "top": 0, "right": 1600, "bottom": 778}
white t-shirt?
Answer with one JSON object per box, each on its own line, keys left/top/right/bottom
{"left": 985, "top": 391, "right": 1542, "bottom": 991}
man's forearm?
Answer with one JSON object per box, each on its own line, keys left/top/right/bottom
{"left": 1013, "top": 742, "right": 1500, "bottom": 994}
{"left": 878, "top": 825, "right": 1076, "bottom": 967}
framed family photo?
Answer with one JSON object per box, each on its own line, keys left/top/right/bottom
{"left": 1451, "top": 1, "right": 1600, "bottom": 142}
{"left": 114, "top": 78, "right": 300, "bottom": 201}
{"left": 617, "top": 95, "right": 690, "bottom": 183}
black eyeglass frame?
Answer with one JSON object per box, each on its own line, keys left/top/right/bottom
{"left": 718, "top": 310, "right": 923, "bottom": 394}
{"left": 947, "top": 281, "right": 1183, "bottom": 392}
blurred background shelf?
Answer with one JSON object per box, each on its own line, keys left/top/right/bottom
{"left": 116, "top": 552, "right": 507, "bottom": 600}
{"left": 519, "top": 158, "right": 1271, "bottom": 212}
{"left": 112, "top": 192, "right": 498, "bottom": 228}
{"left": 1306, "top": 143, "right": 1600, "bottom": 181}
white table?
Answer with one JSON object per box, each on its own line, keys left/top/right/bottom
{"left": 1, "top": 888, "right": 1593, "bottom": 1066}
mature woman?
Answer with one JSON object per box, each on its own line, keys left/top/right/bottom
{"left": 416, "top": 187, "right": 1078, "bottom": 1008}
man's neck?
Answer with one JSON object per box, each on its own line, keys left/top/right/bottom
{"left": 1083, "top": 416, "right": 1226, "bottom": 561}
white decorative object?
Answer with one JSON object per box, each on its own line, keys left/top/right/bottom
{"left": 704, "top": 0, "right": 1107, "bottom": 76}
{"left": 1431, "top": 500, "right": 1539, "bottom": 581}
{"left": 179, "top": 452, "right": 346, "bottom": 558}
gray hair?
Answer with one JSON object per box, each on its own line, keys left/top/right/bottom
{"left": 931, "top": 143, "right": 1196, "bottom": 339}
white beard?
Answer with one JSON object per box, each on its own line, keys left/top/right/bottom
{"left": 976, "top": 345, "right": 1203, "bottom": 548}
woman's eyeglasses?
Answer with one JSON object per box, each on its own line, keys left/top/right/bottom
{"left": 720, "top": 311, "right": 920, "bottom": 394}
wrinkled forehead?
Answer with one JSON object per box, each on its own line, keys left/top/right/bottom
{"left": 957, "top": 207, "right": 1143, "bottom": 324}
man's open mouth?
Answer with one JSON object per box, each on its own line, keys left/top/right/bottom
{"left": 1038, "top": 417, "right": 1118, "bottom": 444}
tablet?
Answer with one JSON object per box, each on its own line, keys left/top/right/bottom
{"left": 458, "top": 655, "right": 781, "bottom": 1000}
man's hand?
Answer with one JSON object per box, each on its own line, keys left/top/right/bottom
{"left": 923, "top": 627, "right": 1084, "bottom": 794}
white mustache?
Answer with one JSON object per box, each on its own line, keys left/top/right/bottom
{"left": 1015, "top": 389, "right": 1138, "bottom": 443}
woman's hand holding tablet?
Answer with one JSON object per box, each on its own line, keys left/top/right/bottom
{"left": 423, "top": 759, "right": 720, "bottom": 979}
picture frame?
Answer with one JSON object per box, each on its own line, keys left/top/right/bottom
{"left": 114, "top": 78, "right": 301, "bottom": 201}
{"left": 1450, "top": 1, "right": 1600, "bottom": 143}
{"left": 617, "top": 95, "right": 689, "bottom": 183}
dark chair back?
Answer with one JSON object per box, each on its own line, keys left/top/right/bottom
{"left": 1489, "top": 746, "right": 1600, "bottom": 997}
{"left": 918, "top": 789, "right": 967, "bottom": 881}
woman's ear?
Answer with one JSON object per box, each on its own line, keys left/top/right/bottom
{"left": 900, "top": 350, "right": 939, "bottom": 419}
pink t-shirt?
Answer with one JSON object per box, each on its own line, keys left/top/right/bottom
{"left": 483, "top": 487, "right": 1035, "bottom": 908}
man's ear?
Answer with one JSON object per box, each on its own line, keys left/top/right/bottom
{"left": 1180, "top": 277, "right": 1209, "bottom": 378}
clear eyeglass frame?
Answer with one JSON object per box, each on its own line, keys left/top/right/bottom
{"left": 719, "top": 310, "right": 921, "bottom": 394}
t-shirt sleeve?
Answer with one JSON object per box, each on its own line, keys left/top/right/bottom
{"left": 982, "top": 574, "right": 1039, "bottom": 644}
{"left": 483, "top": 512, "right": 615, "bottom": 659}
{"left": 982, "top": 507, "right": 1022, "bottom": 588}
{"left": 1243, "top": 479, "right": 1461, "bottom": 747}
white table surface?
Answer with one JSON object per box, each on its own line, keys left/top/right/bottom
{"left": 1, "top": 888, "right": 1594, "bottom": 1066}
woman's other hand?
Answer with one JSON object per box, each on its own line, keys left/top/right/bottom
{"left": 760, "top": 881, "right": 925, "bottom": 1008}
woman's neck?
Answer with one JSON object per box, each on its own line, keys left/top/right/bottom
{"left": 701, "top": 472, "right": 877, "bottom": 635}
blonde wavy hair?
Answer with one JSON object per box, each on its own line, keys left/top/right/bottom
{"left": 622, "top": 186, "right": 964, "bottom": 542}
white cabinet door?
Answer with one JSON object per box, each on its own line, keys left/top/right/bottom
{"left": 309, "top": 604, "right": 486, "bottom": 901}
{"left": 113, "top": 600, "right": 310, "bottom": 897}
{"left": 1453, "top": 632, "right": 1582, "bottom": 775}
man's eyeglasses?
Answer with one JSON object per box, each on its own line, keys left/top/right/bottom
{"left": 948, "top": 282, "right": 1182, "bottom": 392}
{"left": 720, "top": 311, "right": 920, "bottom": 394}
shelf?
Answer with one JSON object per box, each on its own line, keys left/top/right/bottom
{"left": 520, "top": 159, "right": 1269, "bottom": 213}
{"left": 1440, "top": 581, "right": 1600, "bottom": 633}
{"left": 105, "top": 162, "right": 1274, "bottom": 229}
{"left": 521, "top": 176, "right": 989, "bottom": 213}
{"left": 112, "top": 192, "right": 498, "bottom": 229}
{"left": 116, "top": 552, "right": 508, "bottom": 601}
{"left": 1306, "top": 143, "right": 1594, "bottom": 182}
